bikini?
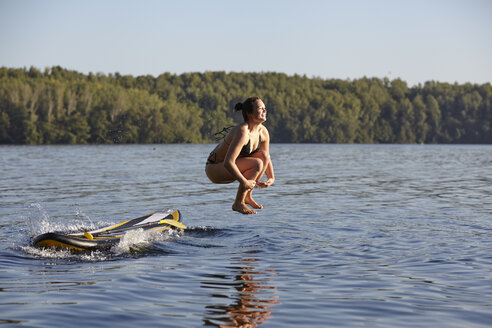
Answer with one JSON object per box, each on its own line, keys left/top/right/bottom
{"left": 239, "top": 135, "right": 262, "bottom": 157}
{"left": 206, "top": 135, "right": 261, "bottom": 165}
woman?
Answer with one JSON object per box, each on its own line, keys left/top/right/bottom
{"left": 205, "top": 97, "right": 275, "bottom": 214}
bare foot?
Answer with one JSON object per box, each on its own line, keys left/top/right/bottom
{"left": 245, "top": 195, "right": 263, "bottom": 209}
{"left": 232, "top": 202, "right": 257, "bottom": 214}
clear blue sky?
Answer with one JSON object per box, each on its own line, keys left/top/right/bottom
{"left": 1, "top": 0, "right": 491, "bottom": 86}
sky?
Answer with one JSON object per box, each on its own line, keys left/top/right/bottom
{"left": 0, "top": 0, "right": 491, "bottom": 86}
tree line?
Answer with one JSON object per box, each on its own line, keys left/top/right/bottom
{"left": 1, "top": 66, "right": 491, "bottom": 144}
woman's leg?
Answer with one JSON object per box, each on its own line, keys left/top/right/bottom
{"left": 244, "top": 150, "right": 270, "bottom": 210}
{"left": 205, "top": 151, "right": 269, "bottom": 214}
{"left": 205, "top": 156, "right": 264, "bottom": 214}
{"left": 232, "top": 157, "right": 264, "bottom": 214}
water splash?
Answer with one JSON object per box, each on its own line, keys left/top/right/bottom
{"left": 22, "top": 228, "right": 182, "bottom": 261}
{"left": 26, "top": 203, "right": 98, "bottom": 236}
{"left": 21, "top": 204, "right": 184, "bottom": 260}
{"left": 113, "top": 228, "right": 155, "bottom": 254}
{"left": 21, "top": 244, "right": 110, "bottom": 262}
{"left": 75, "top": 207, "right": 97, "bottom": 231}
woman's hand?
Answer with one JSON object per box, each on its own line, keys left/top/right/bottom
{"left": 257, "top": 178, "right": 274, "bottom": 189}
{"left": 242, "top": 179, "right": 257, "bottom": 190}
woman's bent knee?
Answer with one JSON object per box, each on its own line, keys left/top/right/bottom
{"left": 241, "top": 157, "right": 263, "bottom": 177}
{"left": 252, "top": 157, "right": 264, "bottom": 172}
{"left": 252, "top": 149, "right": 270, "bottom": 164}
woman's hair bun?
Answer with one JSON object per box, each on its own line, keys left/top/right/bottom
{"left": 234, "top": 102, "right": 243, "bottom": 111}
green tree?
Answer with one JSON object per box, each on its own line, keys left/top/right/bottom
{"left": 0, "top": 66, "right": 491, "bottom": 145}
{"left": 412, "top": 95, "right": 429, "bottom": 144}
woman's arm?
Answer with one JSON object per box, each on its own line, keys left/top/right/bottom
{"left": 265, "top": 160, "right": 275, "bottom": 181}
{"left": 223, "top": 126, "right": 256, "bottom": 189}
{"left": 257, "top": 127, "right": 275, "bottom": 189}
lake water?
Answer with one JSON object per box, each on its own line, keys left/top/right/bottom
{"left": 1, "top": 144, "right": 491, "bottom": 327}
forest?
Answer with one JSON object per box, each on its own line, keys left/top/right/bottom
{"left": 0, "top": 66, "right": 491, "bottom": 144}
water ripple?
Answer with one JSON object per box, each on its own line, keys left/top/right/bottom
{"left": 1, "top": 144, "right": 491, "bottom": 327}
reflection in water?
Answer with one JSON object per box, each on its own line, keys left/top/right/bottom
{"left": 202, "top": 256, "right": 280, "bottom": 327}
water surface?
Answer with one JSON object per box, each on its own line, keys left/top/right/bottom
{"left": 1, "top": 144, "right": 491, "bottom": 327}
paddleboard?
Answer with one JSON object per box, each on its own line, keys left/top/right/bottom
{"left": 32, "top": 210, "right": 186, "bottom": 251}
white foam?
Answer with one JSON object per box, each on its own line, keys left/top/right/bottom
{"left": 21, "top": 245, "right": 109, "bottom": 261}
{"left": 112, "top": 227, "right": 181, "bottom": 255}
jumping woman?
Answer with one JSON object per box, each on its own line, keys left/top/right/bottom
{"left": 205, "top": 97, "right": 275, "bottom": 214}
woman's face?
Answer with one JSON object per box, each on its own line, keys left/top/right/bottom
{"left": 251, "top": 100, "right": 267, "bottom": 123}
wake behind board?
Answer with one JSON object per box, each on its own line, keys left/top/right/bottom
{"left": 32, "top": 210, "right": 186, "bottom": 251}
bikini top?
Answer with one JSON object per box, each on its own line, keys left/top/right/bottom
{"left": 239, "top": 135, "right": 261, "bottom": 157}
